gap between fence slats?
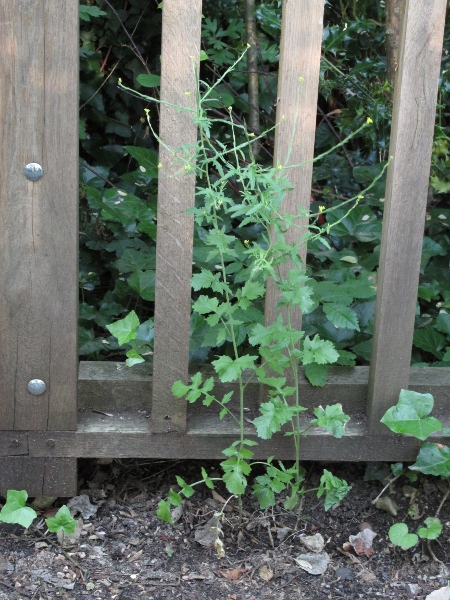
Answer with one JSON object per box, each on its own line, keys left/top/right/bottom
{"left": 151, "top": 0, "right": 202, "bottom": 433}
{"left": 0, "top": 1, "right": 78, "bottom": 432}
{"left": 264, "top": 0, "right": 325, "bottom": 330}
{"left": 367, "top": 0, "right": 448, "bottom": 434}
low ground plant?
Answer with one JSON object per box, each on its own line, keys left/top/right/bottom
{"left": 380, "top": 389, "right": 450, "bottom": 551}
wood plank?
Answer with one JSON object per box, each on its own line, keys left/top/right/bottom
{"left": 0, "top": 1, "right": 78, "bottom": 431}
{"left": 0, "top": 458, "right": 77, "bottom": 497}
{"left": 79, "top": 362, "right": 450, "bottom": 415}
{"left": 151, "top": 0, "right": 202, "bottom": 433}
{"left": 264, "top": 1, "right": 325, "bottom": 329}
{"left": 26, "top": 411, "right": 450, "bottom": 462}
{"left": 0, "top": 433, "right": 28, "bottom": 457}
{"left": 367, "top": 0, "right": 447, "bottom": 434}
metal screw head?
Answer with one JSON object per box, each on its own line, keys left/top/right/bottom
{"left": 27, "top": 379, "right": 46, "bottom": 396}
{"left": 24, "top": 162, "right": 44, "bottom": 181}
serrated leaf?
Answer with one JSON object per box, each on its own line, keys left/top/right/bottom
{"left": 317, "top": 470, "right": 351, "bottom": 511}
{"left": 221, "top": 459, "right": 249, "bottom": 495}
{"left": 323, "top": 303, "right": 360, "bottom": 331}
{"left": 304, "top": 363, "right": 328, "bottom": 387}
{"left": 106, "top": 310, "right": 139, "bottom": 345}
{"left": 413, "top": 326, "right": 445, "bottom": 358}
{"left": 311, "top": 404, "right": 350, "bottom": 438}
{"left": 212, "top": 354, "right": 257, "bottom": 382}
{"left": 388, "top": 523, "right": 418, "bottom": 549}
{"left": 300, "top": 335, "right": 339, "bottom": 365}
{"left": 193, "top": 295, "right": 220, "bottom": 315}
{"left": 253, "top": 397, "right": 304, "bottom": 439}
{"left": 380, "top": 389, "right": 441, "bottom": 440}
{"left": 45, "top": 505, "right": 77, "bottom": 534}
{"left": 409, "top": 442, "right": 450, "bottom": 477}
{"left": 157, "top": 500, "right": 173, "bottom": 524}
{"left": 0, "top": 490, "right": 37, "bottom": 529}
{"left": 172, "top": 380, "right": 190, "bottom": 398}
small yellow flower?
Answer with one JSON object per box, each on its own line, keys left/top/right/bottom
{"left": 244, "top": 239, "right": 250, "bottom": 247}
{"left": 277, "top": 163, "right": 283, "bottom": 170}
{"left": 299, "top": 76, "right": 304, "bottom": 83}
{"left": 319, "top": 205, "right": 325, "bottom": 213}
{"left": 185, "top": 91, "right": 191, "bottom": 96}
{"left": 366, "top": 117, "right": 373, "bottom": 124}
{"left": 158, "top": 162, "right": 163, "bottom": 169}
{"left": 249, "top": 132, "right": 255, "bottom": 138}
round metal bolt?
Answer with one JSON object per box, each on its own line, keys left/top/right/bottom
{"left": 27, "top": 379, "right": 46, "bottom": 396}
{"left": 24, "top": 162, "right": 44, "bottom": 181}
{"left": 46, "top": 439, "right": 56, "bottom": 449}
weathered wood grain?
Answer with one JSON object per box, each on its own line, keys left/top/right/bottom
{"left": 78, "top": 362, "right": 450, "bottom": 416}
{"left": 26, "top": 411, "right": 449, "bottom": 462}
{"left": 264, "top": 0, "right": 324, "bottom": 330}
{"left": 367, "top": 0, "right": 448, "bottom": 434}
{"left": 152, "top": 0, "right": 202, "bottom": 433}
{"left": 0, "top": 1, "right": 78, "bottom": 431}
{"left": 0, "top": 458, "right": 77, "bottom": 497}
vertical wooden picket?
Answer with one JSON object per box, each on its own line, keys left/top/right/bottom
{"left": 0, "top": 0, "right": 78, "bottom": 494}
{"left": 151, "top": 0, "right": 202, "bottom": 433}
{"left": 367, "top": 0, "right": 447, "bottom": 434}
{"left": 264, "top": 0, "right": 325, "bottom": 330}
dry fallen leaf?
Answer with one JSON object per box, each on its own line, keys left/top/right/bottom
{"left": 219, "top": 567, "right": 247, "bottom": 580}
{"left": 300, "top": 533, "right": 325, "bottom": 553}
{"left": 294, "top": 552, "right": 330, "bottom": 575}
{"left": 346, "top": 528, "right": 377, "bottom": 557}
{"left": 375, "top": 496, "right": 399, "bottom": 516}
{"left": 259, "top": 564, "right": 274, "bottom": 582}
{"left": 195, "top": 514, "right": 221, "bottom": 547}
{"left": 425, "top": 587, "right": 450, "bottom": 600}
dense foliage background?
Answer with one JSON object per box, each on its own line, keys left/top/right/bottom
{"left": 78, "top": 0, "right": 450, "bottom": 371}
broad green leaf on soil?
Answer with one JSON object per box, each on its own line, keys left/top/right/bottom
{"left": 409, "top": 442, "right": 450, "bottom": 478}
{"left": 300, "top": 335, "right": 339, "bottom": 365}
{"left": 45, "top": 505, "right": 77, "bottom": 534}
{"left": 417, "top": 517, "right": 442, "bottom": 540}
{"left": 322, "top": 303, "right": 360, "bottom": 331}
{"left": 317, "top": 470, "right": 351, "bottom": 511}
{"left": 388, "top": 523, "right": 418, "bottom": 549}
{"left": 380, "top": 389, "right": 441, "bottom": 440}
{"left": 157, "top": 500, "right": 173, "bottom": 524}
{"left": 106, "top": 311, "right": 139, "bottom": 345}
{"left": 311, "top": 404, "right": 350, "bottom": 439}
{"left": 253, "top": 397, "right": 305, "bottom": 439}
{"left": 0, "top": 490, "right": 37, "bottom": 529}
{"left": 304, "top": 362, "right": 328, "bottom": 387}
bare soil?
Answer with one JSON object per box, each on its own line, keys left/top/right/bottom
{"left": 0, "top": 459, "right": 449, "bottom": 599}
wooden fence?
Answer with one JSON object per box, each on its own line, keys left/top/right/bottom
{"left": 1, "top": 0, "right": 449, "bottom": 497}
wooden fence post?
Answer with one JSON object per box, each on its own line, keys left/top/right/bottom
{"left": 264, "top": 0, "right": 324, "bottom": 330}
{"left": 367, "top": 0, "right": 447, "bottom": 434}
{"left": 151, "top": 0, "right": 202, "bottom": 433}
{"left": 0, "top": 0, "right": 78, "bottom": 494}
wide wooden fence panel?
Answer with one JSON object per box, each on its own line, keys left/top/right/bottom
{"left": 0, "top": 0, "right": 449, "bottom": 496}
{"left": 0, "top": 0, "right": 78, "bottom": 494}
{"left": 367, "top": 0, "right": 448, "bottom": 433}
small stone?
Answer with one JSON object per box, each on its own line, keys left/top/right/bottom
{"left": 404, "top": 583, "right": 421, "bottom": 596}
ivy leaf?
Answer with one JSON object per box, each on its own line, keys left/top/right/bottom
{"left": 417, "top": 517, "right": 442, "bottom": 540}
{"left": 212, "top": 354, "right": 258, "bottom": 382}
{"left": 311, "top": 404, "right": 350, "bottom": 438}
{"left": 300, "top": 335, "right": 339, "bottom": 365}
{"left": 106, "top": 311, "right": 139, "bottom": 345}
{"left": 0, "top": 490, "right": 37, "bottom": 529}
{"left": 304, "top": 363, "right": 328, "bottom": 387}
{"left": 388, "top": 523, "right": 418, "bottom": 549}
{"left": 323, "top": 303, "right": 360, "bottom": 331}
{"left": 413, "top": 326, "right": 445, "bottom": 358}
{"left": 253, "top": 398, "right": 305, "bottom": 439}
{"left": 380, "top": 390, "right": 441, "bottom": 440}
{"left": 409, "top": 443, "right": 450, "bottom": 478}
{"left": 45, "top": 505, "right": 77, "bottom": 534}
{"left": 127, "top": 270, "right": 155, "bottom": 301}
{"left": 125, "top": 349, "right": 145, "bottom": 367}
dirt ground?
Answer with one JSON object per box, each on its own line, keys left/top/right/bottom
{"left": 0, "top": 459, "right": 449, "bottom": 600}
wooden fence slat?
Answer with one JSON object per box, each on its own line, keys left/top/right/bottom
{"left": 151, "top": 0, "right": 202, "bottom": 432}
{"left": 0, "top": 1, "right": 78, "bottom": 431}
{"left": 264, "top": 0, "right": 325, "bottom": 329}
{"left": 0, "top": 458, "right": 77, "bottom": 497}
{"left": 367, "top": 0, "right": 447, "bottom": 434}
